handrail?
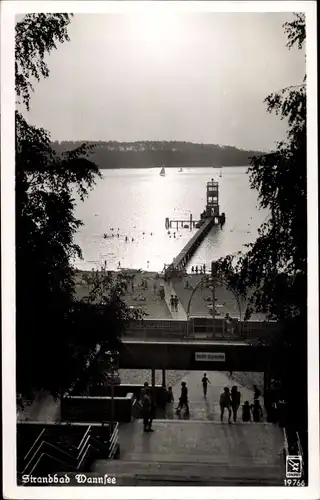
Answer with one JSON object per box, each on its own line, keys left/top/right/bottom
{"left": 77, "top": 434, "right": 92, "bottom": 462}
{"left": 296, "top": 431, "right": 304, "bottom": 471}
{"left": 23, "top": 428, "right": 46, "bottom": 462}
{"left": 109, "top": 428, "right": 118, "bottom": 452}
{"left": 29, "top": 452, "right": 72, "bottom": 476}
{"left": 108, "top": 423, "right": 119, "bottom": 459}
{"left": 77, "top": 425, "right": 92, "bottom": 451}
{"left": 109, "top": 423, "right": 119, "bottom": 447}
{"left": 23, "top": 440, "right": 77, "bottom": 474}
{"left": 77, "top": 443, "right": 94, "bottom": 470}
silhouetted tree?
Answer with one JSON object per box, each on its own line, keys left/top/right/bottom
{"left": 218, "top": 12, "right": 307, "bottom": 446}
{"left": 15, "top": 14, "right": 142, "bottom": 402}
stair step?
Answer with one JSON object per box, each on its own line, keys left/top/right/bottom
{"left": 93, "top": 459, "right": 284, "bottom": 485}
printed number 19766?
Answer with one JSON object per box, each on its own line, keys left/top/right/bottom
{"left": 284, "top": 479, "right": 305, "bottom": 486}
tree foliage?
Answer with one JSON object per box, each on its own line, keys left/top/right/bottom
{"left": 218, "top": 13, "right": 306, "bottom": 322}
{"left": 15, "top": 14, "right": 142, "bottom": 401}
{"left": 218, "top": 13, "right": 307, "bottom": 430}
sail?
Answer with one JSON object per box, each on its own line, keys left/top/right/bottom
{"left": 160, "top": 166, "right": 165, "bottom": 176}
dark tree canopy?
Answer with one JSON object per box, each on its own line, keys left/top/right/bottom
{"left": 218, "top": 13, "right": 307, "bottom": 433}
{"left": 15, "top": 14, "right": 142, "bottom": 400}
{"left": 219, "top": 13, "right": 306, "bottom": 322}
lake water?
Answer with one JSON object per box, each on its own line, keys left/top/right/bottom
{"left": 73, "top": 167, "right": 267, "bottom": 271}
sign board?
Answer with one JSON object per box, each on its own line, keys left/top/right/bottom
{"left": 195, "top": 352, "right": 225, "bottom": 362}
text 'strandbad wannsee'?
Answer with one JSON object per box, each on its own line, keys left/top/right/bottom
{"left": 21, "top": 473, "right": 117, "bottom": 486}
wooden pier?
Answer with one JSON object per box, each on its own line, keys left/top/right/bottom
{"left": 172, "top": 218, "right": 215, "bottom": 269}
{"left": 164, "top": 179, "right": 226, "bottom": 275}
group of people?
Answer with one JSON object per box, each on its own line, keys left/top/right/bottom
{"left": 139, "top": 378, "right": 264, "bottom": 432}
{"left": 219, "top": 384, "right": 263, "bottom": 423}
{"left": 170, "top": 294, "right": 179, "bottom": 311}
{"left": 191, "top": 264, "right": 206, "bottom": 274}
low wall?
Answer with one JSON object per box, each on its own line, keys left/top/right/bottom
{"left": 89, "top": 384, "right": 167, "bottom": 408}
{"left": 61, "top": 394, "right": 135, "bottom": 424}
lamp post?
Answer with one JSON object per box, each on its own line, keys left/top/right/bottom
{"left": 105, "top": 351, "right": 120, "bottom": 433}
{"left": 211, "top": 261, "right": 217, "bottom": 338}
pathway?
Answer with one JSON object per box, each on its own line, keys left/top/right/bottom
{"left": 163, "top": 281, "right": 187, "bottom": 320}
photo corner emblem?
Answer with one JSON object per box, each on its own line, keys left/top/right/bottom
{"left": 286, "top": 455, "right": 303, "bottom": 478}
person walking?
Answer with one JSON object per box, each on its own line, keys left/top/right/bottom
{"left": 170, "top": 294, "right": 175, "bottom": 311}
{"left": 231, "top": 385, "right": 241, "bottom": 422}
{"left": 176, "top": 382, "right": 189, "bottom": 414}
{"left": 242, "top": 401, "right": 251, "bottom": 422}
{"left": 140, "top": 382, "right": 149, "bottom": 401}
{"left": 165, "top": 386, "right": 174, "bottom": 418}
{"left": 141, "top": 388, "right": 152, "bottom": 432}
{"left": 148, "top": 390, "right": 156, "bottom": 432}
{"left": 251, "top": 399, "right": 263, "bottom": 422}
{"left": 253, "top": 385, "right": 261, "bottom": 402}
{"left": 174, "top": 295, "right": 179, "bottom": 312}
{"left": 219, "top": 387, "right": 232, "bottom": 423}
{"left": 201, "top": 373, "right": 211, "bottom": 398}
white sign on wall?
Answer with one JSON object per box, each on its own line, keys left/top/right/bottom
{"left": 195, "top": 352, "right": 225, "bottom": 362}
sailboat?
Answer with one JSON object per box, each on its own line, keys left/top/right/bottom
{"left": 219, "top": 168, "right": 223, "bottom": 178}
{"left": 178, "top": 167, "right": 183, "bottom": 172}
{"left": 160, "top": 165, "right": 166, "bottom": 176}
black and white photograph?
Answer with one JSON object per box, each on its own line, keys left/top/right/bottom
{"left": 1, "top": 1, "right": 319, "bottom": 498}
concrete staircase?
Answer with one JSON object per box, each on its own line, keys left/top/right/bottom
{"left": 93, "top": 419, "right": 285, "bottom": 486}
{"left": 93, "top": 459, "right": 283, "bottom": 485}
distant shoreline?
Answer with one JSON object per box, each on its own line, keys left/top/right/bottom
{"left": 52, "top": 141, "right": 264, "bottom": 169}
{"left": 97, "top": 165, "right": 250, "bottom": 169}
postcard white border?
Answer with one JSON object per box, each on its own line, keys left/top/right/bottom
{"left": 1, "top": 1, "right": 319, "bottom": 499}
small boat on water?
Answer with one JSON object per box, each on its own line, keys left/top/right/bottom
{"left": 178, "top": 167, "right": 183, "bottom": 172}
{"left": 219, "top": 168, "right": 222, "bottom": 178}
{"left": 160, "top": 165, "right": 166, "bottom": 176}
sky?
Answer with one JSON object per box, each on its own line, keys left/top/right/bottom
{"left": 19, "top": 11, "right": 305, "bottom": 151}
